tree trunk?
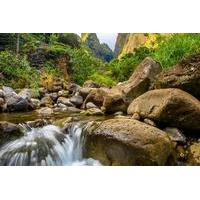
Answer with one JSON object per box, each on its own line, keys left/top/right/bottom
{"left": 16, "top": 33, "right": 20, "bottom": 55}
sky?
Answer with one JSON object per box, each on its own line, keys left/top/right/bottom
{"left": 96, "top": 33, "right": 117, "bottom": 50}
{"left": 77, "top": 33, "right": 117, "bottom": 50}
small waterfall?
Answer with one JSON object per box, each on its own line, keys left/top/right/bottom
{"left": 0, "top": 123, "right": 101, "bottom": 166}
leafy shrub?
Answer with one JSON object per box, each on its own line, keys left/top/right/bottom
{"left": 152, "top": 33, "right": 200, "bottom": 68}
{"left": 0, "top": 51, "right": 39, "bottom": 89}
{"left": 89, "top": 71, "right": 116, "bottom": 87}
{"left": 58, "top": 33, "right": 81, "bottom": 48}
{"left": 108, "top": 47, "right": 152, "bottom": 82}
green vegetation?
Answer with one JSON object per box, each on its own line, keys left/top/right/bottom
{"left": 0, "top": 51, "right": 39, "bottom": 89}
{"left": 108, "top": 33, "right": 200, "bottom": 82}
{"left": 0, "top": 33, "right": 200, "bottom": 90}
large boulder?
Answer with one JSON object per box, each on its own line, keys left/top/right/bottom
{"left": 83, "top": 118, "right": 173, "bottom": 166}
{"left": 128, "top": 88, "right": 200, "bottom": 131}
{"left": 3, "top": 86, "right": 33, "bottom": 112}
{"left": 152, "top": 54, "right": 200, "bottom": 99}
{"left": 0, "top": 121, "right": 22, "bottom": 146}
{"left": 103, "top": 57, "right": 162, "bottom": 113}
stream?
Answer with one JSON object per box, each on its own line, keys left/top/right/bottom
{"left": 0, "top": 112, "right": 104, "bottom": 166}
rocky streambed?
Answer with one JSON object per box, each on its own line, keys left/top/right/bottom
{"left": 0, "top": 55, "right": 200, "bottom": 166}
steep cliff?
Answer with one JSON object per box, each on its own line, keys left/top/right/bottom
{"left": 114, "top": 33, "right": 147, "bottom": 58}
{"left": 82, "top": 33, "right": 114, "bottom": 62}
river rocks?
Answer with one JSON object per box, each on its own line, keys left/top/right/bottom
{"left": 58, "top": 90, "right": 69, "bottom": 98}
{"left": 37, "top": 107, "right": 53, "bottom": 116}
{"left": 163, "top": 127, "right": 186, "bottom": 143}
{"left": 26, "top": 119, "right": 51, "bottom": 128}
{"left": 84, "top": 119, "right": 172, "bottom": 165}
{"left": 187, "top": 142, "right": 200, "bottom": 165}
{"left": 57, "top": 97, "right": 75, "bottom": 107}
{"left": 152, "top": 54, "right": 200, "bottom": 99}
{"left": 86, "top": 102, "right": 98, "bottom": 109}
{"left": 69, "top": 95, "right": 83, "bottom": 107}
{"left": 68, "top": 83, "right": 81, "bottom": 95}
{"left": 0, "top": 121, "right": 22, "bottom": 146}
{"left": 46, "top": 92, "right": 58, "bottom": 102}
{"left": 5, "top": 93, "right": 32, "bottom": 112}
{"left": 67, "top": 107, "right": 81, "bottom": 113}
{"left": 40, "top": 96, "right": 53, "bottom": 107}
{"left": 81, "top": 108, "right": 104, "bottom": 116}
{"left": 31, "top": 98, "right": 41, "bottom": 109}
{"left": 79, "top": 87, "right": 93, "bottom": 99}
{"left": 103, "top": 57, "right": 162, "bottom": 113}
{"left": 128, "top": 88, "right": 200, "bottom": 131}
{"left": 18, "top": 88, "right": 34, "bottom": 100}
{"left": 83, "top": 87, "right": 110, "bottom": 108}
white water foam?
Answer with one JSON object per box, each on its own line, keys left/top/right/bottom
{"left": 0, "top": 123, "right": 101, "bottom": 166}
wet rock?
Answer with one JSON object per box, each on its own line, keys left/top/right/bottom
{"left": 58, "top": 90, "right": 69, "bottom": 98}
{"left": 40, "top": 96, "right": 53, "bottom": 107}
{"left": 84, "top": 119, "right": 172, "bottom": 165}
{"left": 70, "top": 95, "right": 83, "bottom": 107}
{"left": 0, "top": 121, "right": 22, "bottom": 146}
{"left": 187, "top": 142, "right": 200, "bottom": 165}
{"left": 103, "top": 57, "right": 162, "bottom": 113}
{"left": 37, "top": 107, "right": 53, "bottom": 116}
{"left": 152, "top": 54, "right": 200, "bottom": 99}
{"left": 57, "top": 97, "right": 75, "bottom": 107}
{"left": 86, "top": 102, "right": 98, "bottom": 109}
{"left": 54, "top": 117, "right": 73, "bottom": 127}
{"left": 163, "top": 127, "right": 186, "bottom": 143}
{"left": 26, "top": 119, "right": 51, "bottom": 128}
{"left": 128, "top": 88, "right": 200, "bottom": 131}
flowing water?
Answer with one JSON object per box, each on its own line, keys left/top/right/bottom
{"left": 0, "top": 123, "right": 101, "bottom": 166}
